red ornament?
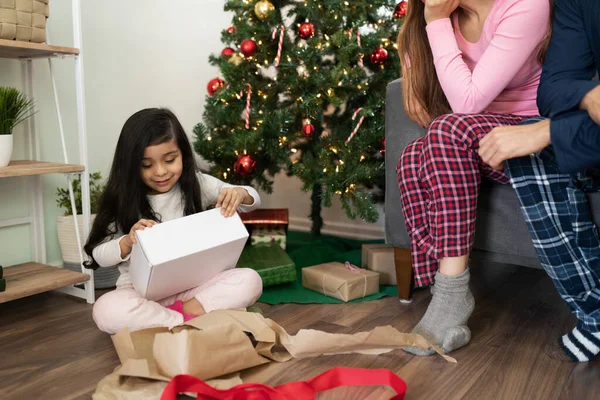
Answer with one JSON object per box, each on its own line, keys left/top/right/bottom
{"left": 240, "top": 39, "right": 258, "bottom": 57}
{"left": 302, "top": 119, "right": 315, "bottom": 136}
{"left": 393, "top": 2, "right": 408, "bottom": 18}
{"left": 370, "top": 48, "right": 388, "bottom": 65}
{"left": 380, "top": 138, "right": 386, "bottom": 154}
{"left": 207, "top": 78, "right": 225, "bottom": 96}
{"left": 227, "top": 26, "right": 237, "bottom": 34}
{"left": 234, "top": 154, "right": 257, "bottom": 176}
{"left": 298, "top": 22, "right": 315, "bottom": 40}
{"left": 221, "top": 47, "right": 235, "bottom": 57}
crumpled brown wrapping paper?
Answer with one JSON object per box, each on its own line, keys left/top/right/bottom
{"left": 93, "top": 309, "right": 455, "bottom": 399}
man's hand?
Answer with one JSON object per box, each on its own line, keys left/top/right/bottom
{"left": 580, "top": 85, "right": 600, "bottom": 125}
{"left": 424, "top": 0, "right": 460, "bottom": 24}
{"left": 478, "top": 120, "right": 551, "bottom": 170}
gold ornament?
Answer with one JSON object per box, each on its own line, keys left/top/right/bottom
{"left": 228, "top": 53, "right": 243, "bottom": 66}
{"left": 254, "top": 0, "right": 275, "bottom": 20}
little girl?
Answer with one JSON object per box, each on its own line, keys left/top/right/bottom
{"left": 85, "top": 108, "right": 263, "bottom": 335}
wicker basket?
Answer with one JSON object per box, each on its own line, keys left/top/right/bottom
{"left": 0, "top": 0, "right": 49, "bottom": 43}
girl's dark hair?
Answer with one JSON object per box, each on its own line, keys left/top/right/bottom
{"left": 83, "top": 108, "right": 202, "bottom": 270}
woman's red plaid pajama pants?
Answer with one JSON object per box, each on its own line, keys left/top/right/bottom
{"left": 397, "top": 113, "right": 527, "bottom": 287}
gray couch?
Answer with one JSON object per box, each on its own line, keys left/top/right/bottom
{"left": 384, "top": 78, "right": 600, "bottom": 300}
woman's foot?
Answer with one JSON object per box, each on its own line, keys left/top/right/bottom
{"left": 403, "top": 270, "right": 475, "bottom": 356}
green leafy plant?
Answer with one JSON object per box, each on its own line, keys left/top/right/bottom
{"left": 56, "top": 172, "right": 105, "bottom": 216}
{"left": 0, "top": 86, "right": 36, "bottom": 135}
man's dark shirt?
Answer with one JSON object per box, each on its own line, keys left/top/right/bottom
{"left": 537, "top": 0, "right": 600, "bottom": 173}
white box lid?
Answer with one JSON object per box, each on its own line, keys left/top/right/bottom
{"left": 135, "top": 208, "right": 249, "bottom": 266}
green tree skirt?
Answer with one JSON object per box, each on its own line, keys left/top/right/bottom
{"left": 258, "top": 231, "right": 398, "bottom": 305}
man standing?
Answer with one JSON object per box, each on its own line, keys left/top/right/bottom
{"left": 478, "top": 0, "right": 600, "bottom": 362}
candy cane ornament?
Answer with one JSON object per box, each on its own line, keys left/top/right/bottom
{"left": 345, "top": 108, "right": 365, "bottom": 145}
{"left": 245, "top": 84, "right": 252, "bottom": 130}
{"left": 357, "top": 32, "right": 364, "bottom": 67}
{"left": 272, "top": 25, "right": 285, "bottom": 67}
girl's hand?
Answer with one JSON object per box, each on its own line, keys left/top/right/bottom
{"left": 216, "top": 187, "right": 252, "bottom": 217}
{"left": 424, "top": 0, "right": 459, "bottom": 24}
{"left": 120, "top": 219, "right": 156, "bottom": 258}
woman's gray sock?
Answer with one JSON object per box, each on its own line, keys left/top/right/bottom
{"left": 404, "top": 269, "right": 475, "bottom": 356}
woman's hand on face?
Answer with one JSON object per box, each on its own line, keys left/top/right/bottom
{"left": 216, "top": 187, "right": 249, "bottom": 217}
{"left": 424, "top": 0, "right": 459, "bottom": 24}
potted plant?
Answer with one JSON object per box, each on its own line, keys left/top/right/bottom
{"left": 0, "top": 87, "right": 35, "bottom": 167}
{"left": 56, "top": 172, "right": 118, "bottom": 288}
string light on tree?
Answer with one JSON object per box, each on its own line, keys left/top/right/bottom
{"left": 207, "top": 78, "right": 225, "bottom": 96}
{"left": 254, "top": 0, "right": 275, "bottom": 20}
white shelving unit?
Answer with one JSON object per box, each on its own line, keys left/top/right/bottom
{"left": 0, "top": 0, "right": 94, "bottom": 304}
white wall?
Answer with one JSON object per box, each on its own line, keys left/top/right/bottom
{"left": 0, "top": 0, "right": 384, "bottom": 268}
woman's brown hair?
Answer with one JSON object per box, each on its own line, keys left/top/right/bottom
{"left": 397, "top": 0, "right": 554, "bottom": 120}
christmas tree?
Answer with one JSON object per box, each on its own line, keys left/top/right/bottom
{"left": 194, "top": 0, "right": 406, "bottom": 235}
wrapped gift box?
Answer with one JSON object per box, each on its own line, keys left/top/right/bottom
{"left": 130, "top": 208, "right": 249, "bottom": 300}
{"left": 250, "top": 227, "right": 287, "bottom": 249}
{"left": 236, "top": 243, "right": 296, "bottom": 287}
{"left": 240, "top": 209, "right": 288, "bottom": 249}
{"left": 362, "top": 244, "right": 396, "bottom": 286}
{"left": 302, "top": 262, "right": 379, "bottom": 302}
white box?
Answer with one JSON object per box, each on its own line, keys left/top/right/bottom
{"left": 130, "top": 208, "right": 249, "bottom": 301}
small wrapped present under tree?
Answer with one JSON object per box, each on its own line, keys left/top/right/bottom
{"left": 236, "top": 243, "right": 296, "bottom": 287}
{"left": 240, "top": 209, "right": 289, "bottom": 249}
{"left": 302, "top": 262, "right": 379, "bottom": 302}
{"left": 362, "top": 244, "right": 396, "bottom": 286}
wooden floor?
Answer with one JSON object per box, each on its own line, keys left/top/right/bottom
{"left": 0, "top": 263, "right": 599, "bottom": 399}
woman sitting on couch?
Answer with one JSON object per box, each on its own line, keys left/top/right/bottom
{"left": 396, "top": 0, "right": 552, "bottom": 355}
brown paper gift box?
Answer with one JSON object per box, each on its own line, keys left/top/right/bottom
{"left": 301, "top": 262, "right": 380, "bottom": 302}
{"left": 362, "top": 244, "right": 396, "bottom": 285}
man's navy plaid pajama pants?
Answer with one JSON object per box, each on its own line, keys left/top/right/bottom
{"left": 505, "top": 120, "right": 600, "bottom": 333}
